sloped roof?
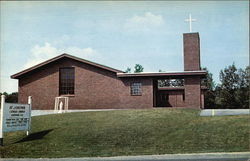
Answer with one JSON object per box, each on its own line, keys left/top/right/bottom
{"left": 11, "top": 53, "right": 124, "bottom": 79}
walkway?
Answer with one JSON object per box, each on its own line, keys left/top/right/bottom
{"left": 200, "top": 109, "right": 249, "bottom": 116}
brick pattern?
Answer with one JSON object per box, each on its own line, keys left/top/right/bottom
{"left": 19, "top": 58, "right": 153, "bottom": 109}
{"left": 184, "top": 76, "right": 201, "bottom": 108}
{"left": 201, "top": 90, "right": 205, "bottom": 109}
{"left": 183, "top": 33, "right": 201, "bottom": 71}
{"left": 183, "top": 33, "right": 203, "bottom": 109}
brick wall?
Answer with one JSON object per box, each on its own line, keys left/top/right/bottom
{"left": 183, "top": 32, "right": 203, "bottom": 109}
{"left": 183, "top": 33, "right": 201, "bottom": 71}
{"left": 184, "top": 76, "right": 201, "bottom": 108}
{"left": 19, "top": 58, "right": 153, "bottom": 110}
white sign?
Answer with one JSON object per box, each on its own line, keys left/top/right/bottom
{"left": 1, "top": 95, "right": 32, "bottom": 146}
{"left": 3, "top": 103, "right": 31, "bottom": 132}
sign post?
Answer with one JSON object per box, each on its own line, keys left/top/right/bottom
{"left": 0, "top": 95, "right": 32, "bottom": 146}
{"left": 26, "top": 96, "right": 32, "bottom": 136}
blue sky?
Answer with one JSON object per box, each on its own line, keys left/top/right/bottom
{"left": 0, "top": 1, "right": 249, "bottom": 93}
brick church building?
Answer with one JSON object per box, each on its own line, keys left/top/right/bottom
{"left": 11, "top": 32, "right": 207, "bottom": 110}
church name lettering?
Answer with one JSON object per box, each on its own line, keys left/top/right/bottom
{"left": 3, "top": 103, "right": 30, "bottom": 132}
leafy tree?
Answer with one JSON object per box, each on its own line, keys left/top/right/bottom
{"left": 201, "top": 67, "right": 215, "bottom": 90}
{"left": 212, "top": 64, "right": 249, "bottom": 109}
{"left": 235, "top": 66, "right": 249, "bottom": 109}
{"left": 219, "top": 64, "right": 239, "bottom": 108}
{"left": 201, "top": 67, "right": 216, "bottom": 109}
{"left": 125, "top": 67, "right": 131, "bottom": 73}
{"left": 6, "top": 92, "right": 18, "bottom": 103}
{"left": 134, "top": 64, "right": 144, "bottom": 73}
{"left": 0, "top": 92, "right": 18, "bottom": 103}
{"left": 214, "top": 85, "right": 223, "bottom": 109}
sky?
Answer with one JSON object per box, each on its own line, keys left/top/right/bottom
{"left": 0, "top": 1, "right": 249, "bottom": 93}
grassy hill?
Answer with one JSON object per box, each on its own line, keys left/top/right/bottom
{"left": 0, "top": 109, "right": 249, "bottom": 158}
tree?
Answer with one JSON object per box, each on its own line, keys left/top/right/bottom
{"left": 6, "top": 92, "right": 18, "bottom": 103}
{"left": 134, "top": 64, "right": 144, "bottom": 73}
{"left": 235, "top": 66, "right": 249, "bottom": 109}
{"left": 201, "top": 67, "right": 215, "bottom": 90}
{"left": 214, "top": 85, "right": 223, "bottom": 109}
{"left": 125, "top": 67, "right": 131, "bottom": 73}
{"left": 219, "top": 64, "right": 239, "bottom": 108}
{"left": 213, "top": 64, "right": 249, "bottom": 109}
{"left": 201, "top": 67, "right": 216, "bottom": 109}
{"left": 0, "top": 92, "right": 18, "bottom": 103}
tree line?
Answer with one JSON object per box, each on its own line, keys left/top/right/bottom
{"left": 203, "top": 64, "right": 249, "bottom": 109}
{"left": 0, "top": 92, "right": 18, "bottom": 103}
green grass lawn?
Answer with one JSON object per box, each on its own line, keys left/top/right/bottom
{"left": 0, "top": 108, "right": 249, "bottom": 158}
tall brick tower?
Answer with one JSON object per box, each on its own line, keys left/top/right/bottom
{"left": 183, "top": 32, "right": 201, "bottom": 71}
{"left": 183, "top": 32, "right": 202, "bottom": 108}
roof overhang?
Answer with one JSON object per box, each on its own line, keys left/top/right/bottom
{"left": 11, "top": 53, "right": 124, "bottom": 79}
{"left": 158, "top": 86, "right": 208, "bottom": 90}
{"left": 117, "top": 71, "right": 207, "bottom": 78}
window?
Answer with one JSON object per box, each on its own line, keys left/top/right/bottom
{"left": 59, "top": 67, "right": 75, "bottom": 95}
{"left": 131, "top": 82, "right": 142, "bottom": 96}
{"left": 158, "top": 79, "right": 184, "bottom": 88}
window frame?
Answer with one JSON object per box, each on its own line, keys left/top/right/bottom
{"left": 59, "top": 67, "right": 75, "bottom": 96}
{"left": 131, "top": 82, "right": 142, "bottom": 96}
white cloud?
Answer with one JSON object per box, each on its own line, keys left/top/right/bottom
{"left": 24, "top": 43, "right": 98, "bottom": 69}
{"left": 31, "top": 43, "right": 58, "bottom": 59}
{"left": 124, "top": 12, "right": 165, "bottom": 32}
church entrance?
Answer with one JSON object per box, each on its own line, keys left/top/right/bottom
{"left": 156, "top": 91, "right": 170, "bottom": 107}
{"left": 153, "top": 78, "right": 184, "bottom": 108}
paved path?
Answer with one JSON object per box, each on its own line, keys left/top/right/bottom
{"left": 1, "top": 152, "right": 249, "bottom": 161}
{"left": 200, "top": 109, "right": 249, "bottom": 116}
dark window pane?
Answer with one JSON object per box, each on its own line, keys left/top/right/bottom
{"left": 59, "top": 67, "right": 75, "bottom": 95}
{"left": 131, "top": 82, "right": 142, "bottom": 95}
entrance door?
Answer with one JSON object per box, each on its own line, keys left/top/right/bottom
{"left": 156, "top": 91, "right": 170, "bottom": 107}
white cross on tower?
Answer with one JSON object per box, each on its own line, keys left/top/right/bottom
{"left": 185, "top": 14, "right": 196, "bottom": 32}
